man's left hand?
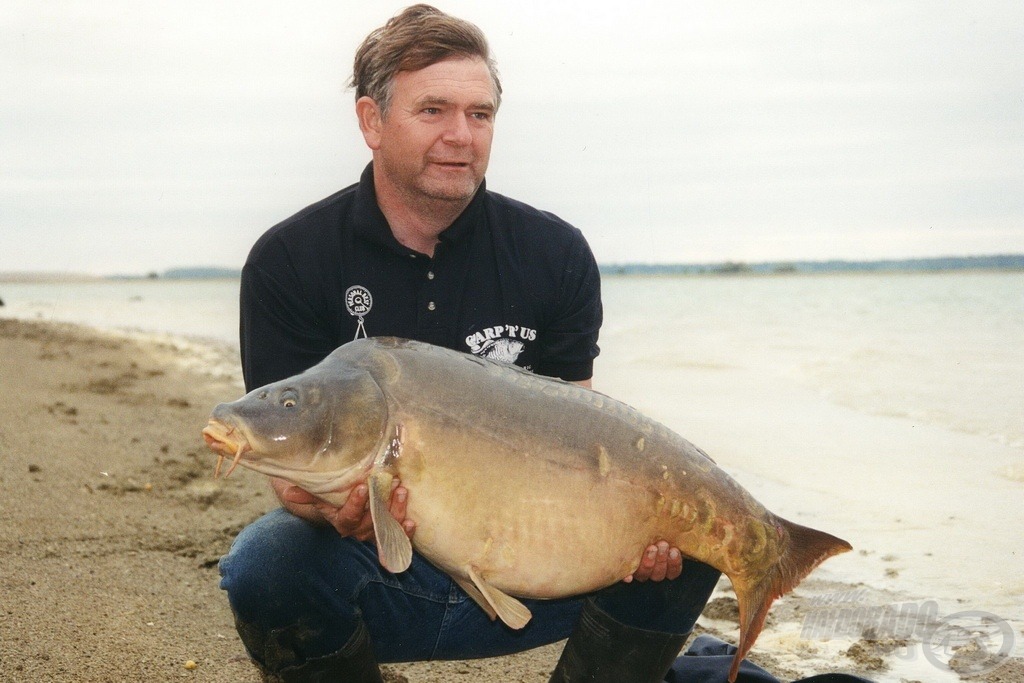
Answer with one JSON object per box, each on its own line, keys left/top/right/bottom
{"left": 624, "top": 541, "right": 683, "bottom": 582}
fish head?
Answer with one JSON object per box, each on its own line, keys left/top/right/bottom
{"left": 202, "top": 361, "right": 388, "bottom": 498}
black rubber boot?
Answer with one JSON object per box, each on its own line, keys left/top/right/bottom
{"left": 549, "top": 599, "right": 691, "bottom": 683}
{"left": 254, "top": 620, "right": 384, "bottom": 683}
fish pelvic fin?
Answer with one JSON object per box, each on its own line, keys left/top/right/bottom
{"left": 466, "top": 565, "right": 532, "bottom": 630}
{"left": 728, "top": 517, "right": 852, "bottom": 682}
{"left": 452, "top": 575, "right": 498, "bottom": 622}
{"left": 368, "top": 471, "right": 413, "bottom": 573}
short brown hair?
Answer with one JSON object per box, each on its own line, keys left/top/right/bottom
{"left": 351, "top": 4, "right": 502, "bottom": 114}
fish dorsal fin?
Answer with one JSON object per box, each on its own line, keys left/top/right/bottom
{"left": 466, "top": 565, "right": 532, "bottom": 629}
{"left": 367, "top": 471, "right": 413, "bottom": 573}
{"left": 452, "top": 575, "right": 497, "bottom": 621}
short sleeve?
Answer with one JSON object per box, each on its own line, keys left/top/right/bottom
{"left": 535, "top": 234, "right": 602, "bottom": 381}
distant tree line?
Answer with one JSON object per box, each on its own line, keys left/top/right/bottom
{"left": 599, "top": 254, "right": 1024, "bottom": 276}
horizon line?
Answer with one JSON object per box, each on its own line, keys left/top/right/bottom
{"left": 1, "top": 253, "right": 1023, "bottom": 282}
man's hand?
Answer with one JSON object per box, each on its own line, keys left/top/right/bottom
{"left": 624, "top": 541, "right": 683, "bottom": 583}
{"left": 270, "top": 476, "right": 416, "bottom": 542}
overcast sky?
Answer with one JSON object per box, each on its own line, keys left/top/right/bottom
{"left": 3, "top": 1, "right": 1022, "bottom": 275}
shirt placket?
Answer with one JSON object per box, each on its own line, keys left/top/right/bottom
{"left": 414, "top": 249, "right": 446, "bottom": 346}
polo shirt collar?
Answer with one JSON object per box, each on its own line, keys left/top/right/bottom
{"left": 352, "top": 162, "right": 486, "bottom": 256}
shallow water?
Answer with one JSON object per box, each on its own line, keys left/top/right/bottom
{"left": 5, "top": 272, "right": 1021, "bottom": 451}
{"left": 601, "top": 271, "right": 1024, "bottom": 452}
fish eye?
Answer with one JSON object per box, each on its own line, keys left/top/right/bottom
{"left": 281, "top": 389, "right": 298, "bottom": 409}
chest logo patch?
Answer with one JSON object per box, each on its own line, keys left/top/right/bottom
{"left": 466, "top": 325, "right": 536, "bottom": 366}
{"left": 345, "top": 285, "right": 372, "bottom": 339}
{"left": 477, "top": 338, "right": 526, "bottom": 364}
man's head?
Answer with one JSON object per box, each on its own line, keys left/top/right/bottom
{"left": 351, "top": 4, "right": 502, "bottom": 117}
{"left": 353, "top": 5, "right": 501, "bottom": 215}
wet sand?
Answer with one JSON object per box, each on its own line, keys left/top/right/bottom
{"left": 1, "top": 318, "right": 1019, "bottom": 682}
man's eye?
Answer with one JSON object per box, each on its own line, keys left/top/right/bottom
{"left": 471, "top": 112, "right": 492, "bottom": 121}
{"left": 422, "top": 107, "right": 440, "bottom": 115}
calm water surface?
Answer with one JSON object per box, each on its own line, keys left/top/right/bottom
{"left": 3, "top": 272, "right": 1022, "bottom": 450}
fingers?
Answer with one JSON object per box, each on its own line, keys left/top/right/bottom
{"left": 627, "top": 541, "right": 683, "bottom": 583}
{"left": 333, "top": 484, "right": 375, "bottom": 540}
{"left": 388, "top": 484, "right": 416, "bottom": 540}
{"left": 638, "top": 542, "right": 668, "bottom": 582}
{"left": 389, "top": 483, "right": 407, "bottom": 519}
{"left": 402, "top": 518, "right": 417, "bottom": 539}
{"left": 316, "top": 479, "right": 416, "bottom": 543}
{"left": 271, "top": 478, "right": 327, "bottom": 524}
{"left": 279, "top": 484, "right": 317, "bottom": 505}
{"left": 665, "top": 546, "right": 683, "bottom": 580}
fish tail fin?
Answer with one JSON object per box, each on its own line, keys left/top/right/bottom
{"left": 728, "top": 517, "right": 852, "bottom": 682}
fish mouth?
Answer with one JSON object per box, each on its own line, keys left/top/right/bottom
{"left": 202, "top": 420, "right": 252, "bottom": 478}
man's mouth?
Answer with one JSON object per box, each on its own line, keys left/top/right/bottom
{"left": 430, "top": 160, "right": 472, "bottom": 169}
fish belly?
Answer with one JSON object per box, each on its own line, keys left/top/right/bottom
{"left": 394, "top": 423, "right": 669, "bottom": 599}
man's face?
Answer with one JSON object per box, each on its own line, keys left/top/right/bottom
{"left": 366, "top": 57, "right": 496, "bottom": 206}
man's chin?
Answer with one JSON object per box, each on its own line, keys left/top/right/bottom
{"left": 417, "top": 179, "right": 480, "bottom": 204}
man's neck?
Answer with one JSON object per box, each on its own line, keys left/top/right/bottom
{"left": 374, "top": 175, "right": 474, "bottom": 258}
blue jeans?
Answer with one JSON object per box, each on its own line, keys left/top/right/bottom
{"left": 219, "top": 508, "right": 721, "bottom": 669}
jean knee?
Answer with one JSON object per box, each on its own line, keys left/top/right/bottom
{"left": 219, "top": 509, "right": 375, "bottom": 666}
{"left": 219, "top": 508, "right": 339, "bottom": 623}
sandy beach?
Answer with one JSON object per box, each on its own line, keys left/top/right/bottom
{"left": 1, "top": 317, "right": 1020, "bottom": 682}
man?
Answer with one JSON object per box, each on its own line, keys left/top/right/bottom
{"left": 219, "top": 6, "right": 720, "bottom": 682}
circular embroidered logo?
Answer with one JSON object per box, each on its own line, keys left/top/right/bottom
{"left": 345, "top": 286, "right": 373, "bottom": 317}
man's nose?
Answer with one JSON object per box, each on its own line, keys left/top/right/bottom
{"left": 441, "top": 113, "right": 473, "bottom": 146}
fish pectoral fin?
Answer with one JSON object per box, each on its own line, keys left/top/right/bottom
{"left": 466, "top": 565, "right": 532, "bottom": 630}
{"left": 452, "top": 575, "right": 497, "bottom": 621}
{"left": 367, "top": 471, "right": 413, "bottom": 573}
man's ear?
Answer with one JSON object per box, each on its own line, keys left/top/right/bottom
{"left": 356, "top": 96, "right": 383, "bottom": 150}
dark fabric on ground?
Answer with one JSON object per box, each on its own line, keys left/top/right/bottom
{"left": 665, "top": 635, "right": 875, "bottom": 683}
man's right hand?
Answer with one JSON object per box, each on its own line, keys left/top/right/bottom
{"left": 270, "top": 476, "right": 416, "bottom": 543}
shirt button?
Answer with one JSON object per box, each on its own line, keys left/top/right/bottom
{"left": 427, "top": 271, "right": 435, "bottom": 280}
{"left": 427, "top": 302, "right": 436, "bottom": 311}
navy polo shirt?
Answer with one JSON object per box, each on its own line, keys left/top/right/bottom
{"left": 240, "top": 164, "right": 602, "bottom": 391}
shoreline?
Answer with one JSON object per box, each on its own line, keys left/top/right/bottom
{"left": 3, "top": 257, "right": 1024, "bottom": 285}
{"left": 1, "top": 317, "right": 1019, "bottom": 682}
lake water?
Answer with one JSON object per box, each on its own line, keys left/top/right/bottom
{"left": 3, "top": 271, "right": 1023, "bottom": 675}
{"left": 603, "top": 272, "right": 1024, "bottom": 453}
{"left": 5, "top": 272, "right": 1019, "bottom": 451}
